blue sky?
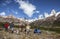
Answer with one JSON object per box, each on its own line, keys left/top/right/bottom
{"left": 0, "top": 0, "right": 60, "bottom": 19}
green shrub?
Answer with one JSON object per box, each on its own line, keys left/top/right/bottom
{"left": 0, "top": 22, "right": 5, "bottom": 28}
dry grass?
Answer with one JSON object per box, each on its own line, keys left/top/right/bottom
{"left": 0, "top": 29, "right": 60, "bottom": 39}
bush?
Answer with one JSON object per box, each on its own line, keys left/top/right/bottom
{"left": 0, "top": 22, "right": 5, "bottom": 28}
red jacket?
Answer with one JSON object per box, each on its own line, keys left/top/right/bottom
{"left": 4, "top": 23, "right": 9, "bottom": 28}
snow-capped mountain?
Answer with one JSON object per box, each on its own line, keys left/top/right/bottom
{"left": 0, "top": 9, "right": 60, "bottom": 24}
{"left": 30, "top": 9, "right": 60, "bottom": 27}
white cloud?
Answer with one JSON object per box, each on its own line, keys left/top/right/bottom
{"left": 16, "top": 0, "right": 37, "bottom": 17}
{"left": 38, "top": 14, "right": 44, "bottom": 19}
{"left": 0, "top": 12, "right": 6, "bottom": 16}
{"left": 35, "top": 11, "right": 40, "bottom": 13}
{"left": 15, "top": 12, "right": 18, "bottom": 14}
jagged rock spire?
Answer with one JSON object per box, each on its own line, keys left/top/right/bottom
{"left": 51, "top": 9, "right": 56, "bottom": 15}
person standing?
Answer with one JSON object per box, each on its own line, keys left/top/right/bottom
{"left": 26, "top": 24, "right": 31, "bottom": 34}
{"left": 9, "top": 22, "right": 14, "bottom": 33}
{"left": 4, "top": 22, "right": 9, "bottom": 31}
{"left": 19, "top": 23, "right": 24, "bottom": 32}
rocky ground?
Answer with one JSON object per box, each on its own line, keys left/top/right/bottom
{"left": 0, "top": 29, "right": 60, "bottom": 39}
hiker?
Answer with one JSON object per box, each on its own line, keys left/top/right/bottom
{"left": 9, "top": 22, "right": 14, "bottom": 33}
{"left": 20, "top": 24, "right": 24, "bottom": 32}
{"left": 25, "top": 24, "right": 31, "bottom": 34}
{"left": 34, "top": 28, "right": 41, "bottom": 34}
{"left": 19, "top": 23, "right": 24, "bottom": 32}
{"left": 4, "top": 22, "right": 9, "bottom": 31}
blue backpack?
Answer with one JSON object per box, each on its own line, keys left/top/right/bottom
{"left": 34, "top": 29, "right": 41, "bottom": 33}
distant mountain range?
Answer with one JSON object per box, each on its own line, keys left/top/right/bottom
{"left": 30, "top": 10, "right": 60, "bottom": 28}
{"left": 0, "top": 14, "right": 28, "bottom": 25}
{"left": 0, "top": 9, "right": 60, "bottom": 27}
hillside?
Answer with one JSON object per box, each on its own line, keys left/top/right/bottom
{"left": 30, "top": 12, "right": 60, "bottom": 33}
{"left": 30, "top": 10, "right": 60, "bottom": 27}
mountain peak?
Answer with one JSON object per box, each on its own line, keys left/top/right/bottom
{"left": 51, "top": 9, "right": 56, "bottom": 15}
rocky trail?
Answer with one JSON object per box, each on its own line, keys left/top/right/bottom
{"left": 0, "top": 29, "right": 60, "bottom": 39}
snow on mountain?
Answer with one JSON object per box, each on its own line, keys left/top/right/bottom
{"left": 50, "top": 9, "right": 56, "bottom": 16}
{"left": 44, "top": 12, "right": 49, "bottom": 18}
{"left": 55, "top": 12, "right": 60, "bottom": 17}
{"left": 44, "top": 9, "right": 56, "bottom": 18}
{"left": 0, "top": 9, "right": 60, "bottom": 23}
